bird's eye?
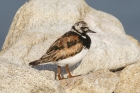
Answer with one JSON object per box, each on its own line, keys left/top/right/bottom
{"left": 81, "top": 27, "right": 88, "bottom": 31}
{"left": 85, "top": 28, "right": 88, "bottom": 31}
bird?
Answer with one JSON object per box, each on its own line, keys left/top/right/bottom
{"left": 29, "top": 21, "right": 96, "bottom": 80}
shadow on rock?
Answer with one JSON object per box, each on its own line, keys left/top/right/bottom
{"left": 32, "top": 61, "right": 81, "bottom": 79}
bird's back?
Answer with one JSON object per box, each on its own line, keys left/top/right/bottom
{"left": 29, "top": 31, "right": 85, "bottom": 66}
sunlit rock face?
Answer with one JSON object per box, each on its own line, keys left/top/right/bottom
{"left": 115, "top": 62, "right": 140, "bottom": 93}
{"left": 0, "top": 0, "right": 140, "bottom": 92}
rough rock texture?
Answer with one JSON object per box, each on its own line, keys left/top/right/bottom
{"left": 115, "top": 62, "right": 140, "bottom": 93}
{"left": 0, "top": 58, "right": 64, "bottom": 93}
{"left": 60, "top": 70, "right": 119, "bottom": 93}
{"left": 0, "top": 59, "right": 119, "bottom": 93}
{"left": 0, "top": 0, "right": 140, "bottom": 78}
{"left": 0, "top": 0, "right": 140, "bottom": 92}
{"left": 127, "top": 35, "right": 140, "bottom": 47}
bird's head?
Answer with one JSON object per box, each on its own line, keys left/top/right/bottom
{"left": 71, "top": 21, "right": 96, "bottom": 34}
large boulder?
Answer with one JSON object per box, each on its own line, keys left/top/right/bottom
{"left": 60, "top": 70, "right": 119, "bottom": 93}
{"left": 115, "top": 61, "right": 140, "bottom": 93}
{"left": 0, "top": 58, "right": 63, "bottom": 93}
{"left": 0, "top": 58, "right": 119, "bottom": 93}
{"left": 0, "top": 0, "right": 140, "bottom": 77}
{"left": 0, "top": 0, "right": 140, "bottom": 92}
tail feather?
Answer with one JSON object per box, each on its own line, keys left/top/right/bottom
{"left": 29, "top": 60, "right": 41, "bottom": 66}
{"left": 29, "top": 58, "right": 50, "bottom": 66}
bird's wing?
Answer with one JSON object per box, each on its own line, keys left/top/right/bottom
{"left": 40, "top": 31, "right": 83, "bottom": 62}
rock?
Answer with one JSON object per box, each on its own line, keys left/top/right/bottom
{"left": 0, "top": 0, "right": 140, "bottom": 92}
{"left": 115, "top": 62, "right": 140, "bottom": 93}
{"left": 60, "top": 70, "right": 119, "bottom": 93}
{"left": 0, "top": 0, "right": 140, "bottom": 78}
{"left": 127, "top": 35, "right": 140, "bottom": 47}
{"left": 0, "top": 58, "right": 65, "bottom": 93}
{"left": 0, "top": 57, "right": 119, "bottom": 93}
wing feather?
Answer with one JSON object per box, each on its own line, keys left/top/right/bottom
{"left": 40, "top": 31, "right": 83, "bottom": 62}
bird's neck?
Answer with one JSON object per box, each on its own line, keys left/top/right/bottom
{"left": 81, "top": 35, "right": 91, "bottom": 49}
{"left": 71, "top": 30, "right": 91, "bottom": 49}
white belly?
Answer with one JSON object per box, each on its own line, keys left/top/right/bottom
{"left": 55, "top": 48, "right": 88, "bottom": 66}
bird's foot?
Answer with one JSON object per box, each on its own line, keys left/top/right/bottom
{"left": 58, "top": 75, "right": 66, "bottom": 80}
{"left": 58, "top": 75, "right": 81, "bottom": 80}
{"left": 58, "top": 78, "right": 66, "bottom": 80}
{"left": 68, "top": 75, "right": 81, "bottom": 78}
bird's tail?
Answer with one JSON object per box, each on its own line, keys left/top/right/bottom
{"left": 29, "top": 59, "right": 48, "bottom": 66}
{"left": 29, "top": 60, "right": 40, "bottom": 66}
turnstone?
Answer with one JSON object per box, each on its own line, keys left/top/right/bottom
{"left": 29, "top": 21, "right": 96, "bottom": 80}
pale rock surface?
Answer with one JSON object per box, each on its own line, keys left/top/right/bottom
{"left": 0, "top": 0, "right": 140, "bottom": 78}
{"left": 127, "top": 35, "right": 140, "bottom": 47}
{"left": 0, "top": 57, "right": 119, "bottom": 93}
{"left": 60, "top": 70, "right": 119, "bottom": 93}
{"left": 0, "top": 0, "right": 140, "bottom": 92}
{"left": 115, "top": 62, "right": 140, "bottom": 93}
{"left": 0, "top": 58, "right": 65, "bottom": 93}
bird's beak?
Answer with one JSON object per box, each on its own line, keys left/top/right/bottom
{"left": 88, "top": 29, "right": 96, "bottom": 33}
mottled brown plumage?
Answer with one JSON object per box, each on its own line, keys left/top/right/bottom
{"left": 29, "top": 21, "right": 96, "bottom": 80}
{"left": 29, "top": 32, "right": 83, "bottom": 66}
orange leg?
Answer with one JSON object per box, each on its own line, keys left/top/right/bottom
{"left": 65, "top": 65, "right": 73, "bottom": 78}
{"left": 58, "top": 66, "right": 62, "bottom": 80}
{"left": 65, "top": 64, "right": 80, "bottom": 78}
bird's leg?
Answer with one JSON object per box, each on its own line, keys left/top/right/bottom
{"left": 65, "top": 64, "right": 80, "bottom": 78}
{"left": 65, "top": 65, "right": 73, "bottom": 78}
{"left": 58, "top": 66, "right": 63, "bottom": 80}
